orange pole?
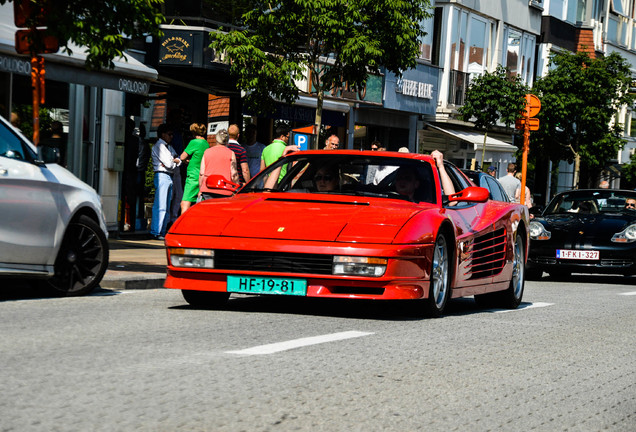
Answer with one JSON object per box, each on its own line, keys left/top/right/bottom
{"left": 31, "top": 55, "right": 40, "bottom": 146}
{"left": 520, "top": 94, "right": 530, "bottom": 206}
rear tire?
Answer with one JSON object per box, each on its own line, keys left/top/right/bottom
{"left": 475, "top": 231, "right": 525, "bottom": 309}
{"left": 182, "top": 290, "right": 229, "bottom": 308}
{"left": 47, "top": 215, "right": 109, "bottom": 296}
{"left": 423, "top": 232, "right": 451, "bottom": 317}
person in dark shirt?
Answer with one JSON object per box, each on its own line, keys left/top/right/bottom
{"left": 227, "top": 124, "right": 250, "bottom": 185}
{"left": 42, "top": 120, "right": 66, "bottom": 166}
{"left": 121, "top": 118, "right": 140, "bottom": 232}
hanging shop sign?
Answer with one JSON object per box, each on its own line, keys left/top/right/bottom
{"left": 159, "top": 32, "right": 194, "bottom": 65}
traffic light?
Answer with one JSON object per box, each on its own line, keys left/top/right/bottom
{"left": 13, "top": 0, "right": 58, "bottom": 55}
{"left": 13, "top": 0, "right": 50, "bottom": 28}
{"left": 15, "top": 30, "right": 59, "bottom": 55}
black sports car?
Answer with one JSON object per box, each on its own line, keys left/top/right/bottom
{"left": 527, "top": 189, "right": 636, "bottom": 279}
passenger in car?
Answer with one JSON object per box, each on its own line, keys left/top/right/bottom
{"left": 314, "top": 165, "right": 339, "bottom": 192}
{"left": 431, "top": 150, "right": 456, "bottom": 197}
{"left": 394, "top": 166, "right": 420, "bottom": 201}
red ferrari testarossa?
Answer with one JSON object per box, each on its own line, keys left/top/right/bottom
{"left": 164, "top": 150, "right": 529, "bottom": 317}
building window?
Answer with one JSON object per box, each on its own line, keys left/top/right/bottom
{"left": 419, "top": 15, "right": 434, "bottom": 62}
{"left": 468, "top": 16, "right": 488, "bottom": 79}
{"left": 630, "top": 113, "right": 636, "bottom": 137}
{"left": 449, "top": 8, "right": 493, "bottom": 78}
{"left": 503, "top": 27, "right": 536, "bottom": 86}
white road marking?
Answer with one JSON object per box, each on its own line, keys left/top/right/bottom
{"left": 493, "top": 302, "right": 554, "bottom": 313}
{"left": 618, "top": 291, "right": 636, "bottom": 296}
{"left": 226, "top": 331, "right": 374, "bottom": 356}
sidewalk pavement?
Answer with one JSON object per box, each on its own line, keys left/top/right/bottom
{"left": 101, "top": 234, "right": 168, "bottom": 290}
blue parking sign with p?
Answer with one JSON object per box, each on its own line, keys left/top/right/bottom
{"left": 294, "top": 133, "right": 309, "bottom": 151}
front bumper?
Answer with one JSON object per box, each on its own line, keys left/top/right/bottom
{"left": 528, "top": 243, "right": 636, "bottom": 275}
{"left": 164, "top": 234, "right": 434, "bottom": 300}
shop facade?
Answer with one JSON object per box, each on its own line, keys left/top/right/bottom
{"left": 0, "top": 6, "right": 158, "bottom": 232}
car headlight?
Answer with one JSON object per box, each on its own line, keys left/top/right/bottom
{"left": 333, "top": 256, "right": 387, "bottom": 277}
{"left": 169, "top": 248, "right": 215, "bottom": 268}
{"left": 529, "top": 221, "right": 551, "bottom": 240}
{"left": 611, "top": 224, "right": 636, "bottom": 243}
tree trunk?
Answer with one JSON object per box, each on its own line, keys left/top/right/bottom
{"left": 481, "top": 131, "right": 488, "bottom": 168}
{"left": 573, "top": 152, "right": 581, "bottom": 189}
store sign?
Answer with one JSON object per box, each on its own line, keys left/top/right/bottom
{"left": 0, "top": 54, "right": 30, "bottom": 75}
{"left": 118, "top": 78, "right": 150, "bottom": 96}
{"left": 395, "top": 77, "right": 434, "bottom": 99}
{"left": 159, "top": 32, "right": 193, "bottom": 65}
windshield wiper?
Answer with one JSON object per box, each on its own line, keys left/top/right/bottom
{"left": 242, "top": 187, "right": 277, "bottom": 193}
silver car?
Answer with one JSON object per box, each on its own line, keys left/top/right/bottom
{"left": 0, "top": 115, "right": 109, "bottom": 295}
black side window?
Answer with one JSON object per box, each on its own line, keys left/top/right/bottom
{"left": 485, "top": 176, "right": 506, "bottom": 202}
{"left": 0, "top": 123, "right": 27, "bottom": 161}
{"left": 442, "top": 163, "right": 470, "bottom": 194}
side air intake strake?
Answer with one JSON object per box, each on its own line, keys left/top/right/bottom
{"left": 465, "top": 228, "right": 507, "bottom": 279}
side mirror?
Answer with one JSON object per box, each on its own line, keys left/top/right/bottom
{"left": 205, "top": 174, "right": 239, "bottom": 192}
{"left": 448, "top": 186, "right": 490, "bottom": 203}
{"left": 37, "top": 146, "right": 61, "bottom": 164}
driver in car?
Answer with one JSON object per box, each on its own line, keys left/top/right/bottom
{"left": 314, "top": 165, "right": 339, "bottom": 192}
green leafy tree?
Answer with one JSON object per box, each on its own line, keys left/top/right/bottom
{"left": 458, "top": 65, "right": 529, "bottom": 168}
{"left": 532, "top": 51, "right": 633, "bottom": 188}
{"left": 212, "top": 0, "right": 432, "bottom": 147}
{"left": 623, "top": 152, "right": 636, "bottom": 185}
{"left": 0, "top": 0, "right": 165, "bottom": 69}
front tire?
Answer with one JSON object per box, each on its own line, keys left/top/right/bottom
{"left": 424, "top": 233, "right": 451, "bottom": 317}
{"left": 475, "top": 231, "right": 525, "bottom": 309}
{"left": 47, "top": 215, "right": 109, "bottom": 296}
{"left": 182, "top": 290, "right": 230, "bottom": 308}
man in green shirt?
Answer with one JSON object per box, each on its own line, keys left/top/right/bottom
{"left": 261, "top": 125, "right": 291, "bottom": 182}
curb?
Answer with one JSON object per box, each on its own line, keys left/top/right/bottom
{"left": 100, "top": 273, "right": 166, "bottom": 290}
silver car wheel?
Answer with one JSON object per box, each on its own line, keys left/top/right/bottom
{"left": 511, "top": 236, "right": 524, "bottom": 300}
{"left": 431, "top": 234, "right": 449, "bottom": 309}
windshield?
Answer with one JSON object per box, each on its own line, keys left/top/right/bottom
{"left": 544, "top": 190, "right": 636, "bottom": 215}
{"left": 241, "top": 153, "right": 437, "bottom": 204}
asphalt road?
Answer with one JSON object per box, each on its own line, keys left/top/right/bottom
{"left": 0, "top": 275, "right": 634, "bottom": 431}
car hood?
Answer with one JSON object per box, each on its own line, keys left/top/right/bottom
{"left": 171, "top": 193, "right": 428, "bottom": 243}
{"left": 539, "top": 212, "right": 636, "bottom": 237}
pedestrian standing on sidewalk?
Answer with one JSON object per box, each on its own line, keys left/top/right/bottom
{"left": 135, "top": 123, "right": 150, "bottom": 231}
{"left": 150, "top": 124, "right": 181, "bottom": 240}
{"left": 179, "top": 122, "right": 209, "bottom": 213}
{"left": 244, "top": 123, "right": 266, "bottom": 178}
{"left": 261, "top": 125, "right": 291, "bottom": 183}
{"left": 227, "top": 124, "right": 250, "bottom": 185}
{"left": 498, "top": 163, "right": 521, "bottom": 203}
{"left": 199, "top": 129, "right": 239, "bottom": 200}
{"left": 121, "top": 118, "right": 139, "bottom": 232}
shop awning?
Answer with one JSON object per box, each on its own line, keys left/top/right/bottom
{"left": 0, "top": 5, "right": 157, "bottom": 95}
{"left": 424, "top": 122, "right": 516, "bottom": 152}
{"left": 294, "top": 95, "right": 351, "bottom": 113}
